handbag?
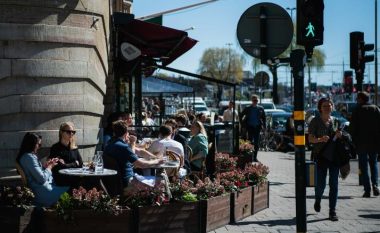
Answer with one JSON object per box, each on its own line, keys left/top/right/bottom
{"left": 339, "top": 162, "right": 350, "bottom": 179}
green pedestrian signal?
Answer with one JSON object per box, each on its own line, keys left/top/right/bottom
{"left": 305, "top": 22, "right": 315, "bottom": 38}
{"left": 297, "top": 0, "right": 324, "bottom": 46}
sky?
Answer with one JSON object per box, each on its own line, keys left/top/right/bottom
{"left": 133, "top": 0, "right": 377, "bottom": 87}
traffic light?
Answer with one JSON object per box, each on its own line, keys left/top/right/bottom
{"left": 360, "top": 42, "right": 374, "bottom": 69}
{"left": 343, "top": 71, "right": 353, "bottom": 94}
{"left": 350, "top": 32, "right": 363, "bottom": 70}
{"left": 297, "top": 0, "right": 324, "bottom": 46}
{"left": 350, "top": 31, "right": 374, "bottom": 71}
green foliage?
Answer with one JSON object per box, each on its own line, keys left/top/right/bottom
{"left": 0, "top": 185, "right": 34, "bottom": 211}
{"left": 181, "top": 192, "right": 198, "bottom": 202}
{"left": 55, "top": 187, "right": 120, "bottom": 222}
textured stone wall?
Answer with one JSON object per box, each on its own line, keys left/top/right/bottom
{"left": 0, "top": 0, "right": 110, "bottom": 167}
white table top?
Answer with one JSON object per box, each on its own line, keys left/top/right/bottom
{"left": 151, "top": 161, "right": 180, "bottom": 169}
{"left": 59, "top": 168, "right": 117, "bottom": 177}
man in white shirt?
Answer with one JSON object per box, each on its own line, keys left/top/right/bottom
{"left": 148, "top": 125, "right": 184, "bottom": 159}
{"left": 223, "top": 101, "right": 239, "bottom": 122}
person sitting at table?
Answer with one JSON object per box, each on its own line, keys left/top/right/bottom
{"left": 17, "top": 132, "right": 69, "bottom": 207}
{"left": 49, "top": 122, "right": 83, "bottom": 187}
{"left": 104, "top": 120, "right": 164, "bottom": 188}
{"left": 148, "top": 125, "right": 185, "bottom": 159}
{"left": 188, "top": 121, "right": 208, "bottom": 172}
{"left": 103, "top": 112, "right": 124, "bottom": 149}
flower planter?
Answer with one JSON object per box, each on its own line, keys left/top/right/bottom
{"left": 199, "top": 194, "right": 230, "bottom": 233}
{"left": 252, "top": 181, "right": 269, "bottom": 214}
{"left": 137, "top": 201, "right": 200, "bottom": 233}
{"left": 42, "top": 208, "right": 134, "bottom": 233}
{"left": 230, "top": 187, "right": 253, "bottom": 223}
{"left": 0, "top": 206, "right": 35, "bottom": 233}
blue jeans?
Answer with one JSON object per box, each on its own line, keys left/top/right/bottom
{"left": 315, "top": 164, "right": 339, "bottom": 211}
{"left": 358, "top": 152, "right": 379, "bottom": 192}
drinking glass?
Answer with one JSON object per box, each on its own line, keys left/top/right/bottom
{"left": 95, "top": 151, "right": 104, "bottom": 173}
{"left": 82, "top": 157, "right": 91, "bottom": 173}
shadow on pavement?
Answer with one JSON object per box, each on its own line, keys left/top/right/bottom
{"left": 269, "top": 181, "right": 287, "bottom": 186}
{"left": 357, "top": 214, "right": 380, "bottom": 219}
{"left": 234, "top": 217, "right": 296, "bottom": 227}
{"left": 281, "top": 195, "right": 353, "bottom": 200}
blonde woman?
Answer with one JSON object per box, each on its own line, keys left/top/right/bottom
{"left": 49, "top": 122, "right": 83, "bottom": 186}
{"left": 188, "top": 121, "right": 208, "bottom": 171}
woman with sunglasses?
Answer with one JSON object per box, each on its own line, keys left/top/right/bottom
{"left": 16, "top": 132, "right": 69, "bottom": 207}
{"left": 49, "top": 122, "right": 83, "bottom": 186}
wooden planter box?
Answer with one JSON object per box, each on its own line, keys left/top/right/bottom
{"left": 199, "top": 194, "right": 230, "bottom": 233}
{"left": 0, "top": 206, "right": 35, "bottom": 233}
{"left": 252, "top": 181, "right": 269, "bottom": 214}
{"left": 137, "top": 201, "right": 200, "bottom": 233}
{"left": 42, "top": 208, "right": 133, "bottom": 233}
{"left": 230, "top": 187, "right": 253, "bottom": 223}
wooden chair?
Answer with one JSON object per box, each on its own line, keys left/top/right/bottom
{"left": 15, "top": 161, "right": 28, "bottom": 186}
{"left": 165, "top": 150, "right": 183, "bottom": 178}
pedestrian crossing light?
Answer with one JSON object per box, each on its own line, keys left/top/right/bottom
{"left": 297, "top": 0, "right": 324, "bottom": 46}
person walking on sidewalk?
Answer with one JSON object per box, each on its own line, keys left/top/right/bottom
{"left": 349, "top": 91, "right": 380, "bottom": 197}
{"left": 241, "top": 94, "right": 266, "bottom": 162}
{"left": 308, "top": 98, "right": 342, "bottom": 221}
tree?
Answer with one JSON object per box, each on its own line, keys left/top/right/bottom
{"left": 198, "top": 47, "right": 245, "bottom": 102}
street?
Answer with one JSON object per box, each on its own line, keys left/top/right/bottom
{"left": 212, "top": 151, "right": 380, "bottom": 233}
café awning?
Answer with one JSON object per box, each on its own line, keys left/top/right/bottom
{"left": 117, "top": 17, "right": 197, "bottom": 73}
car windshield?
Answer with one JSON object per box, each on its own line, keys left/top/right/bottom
{"left": 260, "top": 103, "right": 275, "bottom": 109}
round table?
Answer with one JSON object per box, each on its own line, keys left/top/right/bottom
{"left": 59, "top": 168, "right": 117, "bottom": 195}
{"left": 59, "top": 168, "right": 117, "bottom": 176}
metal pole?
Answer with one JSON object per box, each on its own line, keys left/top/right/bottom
{"left": 290, "top": 49, "right": 307, "bottom": 233}
{"left": 286, "top": 7, "right": 296, "bottom": 104}
{"left": 375, "top": 0, "right": 378, "bottom": 105}
{"left": 137, "top": 0, "right": 218, "bottom": 21}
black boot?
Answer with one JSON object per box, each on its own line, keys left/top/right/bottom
{"left": 373, "top": 185, "right": 379, "bottom": 196}
{"left": 329, "top": 210, "right": 338, "bottom": 221}
{"left": 314, "top": 199, "right": 321, "bottom": 212}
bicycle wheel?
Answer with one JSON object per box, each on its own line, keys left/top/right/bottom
{"left": 267, "top": 133, "right": 284, "bottom": 151}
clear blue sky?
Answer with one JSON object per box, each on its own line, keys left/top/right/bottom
{"left": 133, "top": 0, "right": 377, "bottom": 87}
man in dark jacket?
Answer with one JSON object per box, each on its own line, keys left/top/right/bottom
{"left": 349, "top": 91, "right": 380, "bottom": 197}
{"left": 240, "top": 94, "right": 266, "bottom": 162}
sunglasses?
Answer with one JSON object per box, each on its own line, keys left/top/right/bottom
{"left": 62, "top": 130, "right": 76, "bottom": 135}
{"left": 252, "top": 99, "right": 258, "bottom": 102}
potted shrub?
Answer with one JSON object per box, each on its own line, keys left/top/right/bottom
{"left": 238, "top": 140, "right": 255, "bottom": 168}
{"left": 218, "top": 170, "right": 252, "bottom": 223}
{"left": 193, "top": 177, "right": 230, "bottom": 233}
{"left": 215, "top": 152, "right": 238, "bottom": 173}
{"left": 123, "top": 180, "right": 200, "bottom": 233}
{"left": 0, "top": 185, "right": 35, "bottom": 233}
{"left": 43, "top": 186, "right": 130, "bottom": 233}
{"left": 244, "top": 163, "right": 270, "bottom": 214}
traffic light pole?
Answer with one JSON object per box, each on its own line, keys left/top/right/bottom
{"left": 355, "top": 70, "right": 364, "bottom": 92}
{"left": 290, "top": 49, "right": 307, "bottom": 233}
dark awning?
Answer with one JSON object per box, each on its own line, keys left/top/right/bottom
{"left": 118, "top": 18, "right": 197, "bottom": 70}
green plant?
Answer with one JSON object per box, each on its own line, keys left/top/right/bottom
{"left": 244, "top": 163, "right": 269, "bottom": 185}
{"left": 170, "top": 179, "right": 198, "bottom": 202}
{"left": 0, "top": 185, "right": 34, "bottom": 210}
{"left": 122, "top": 182, "right": 168, "bottom": 208}
{"left": 217, "top": 170, "right": 248, "bottom": 192}
{"left": 55, "top": 187, "right": 120, "bottom": 222}
{"left": 215, "top": 152, "right": 238, "bottom": 172}
{"left": 194, "top": 177, "right": 225, "bottom": 200}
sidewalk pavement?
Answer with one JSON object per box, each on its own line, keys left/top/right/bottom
{"left": 211, "top": 151, "right": 380, "bottom": 233}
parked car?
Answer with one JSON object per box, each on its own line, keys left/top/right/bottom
{"left": 305, "top": 108, "right": 349, "bottom": 126}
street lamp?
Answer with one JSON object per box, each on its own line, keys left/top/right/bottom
{"left": 286, "top": 7, "right": 296, "bottom": 104}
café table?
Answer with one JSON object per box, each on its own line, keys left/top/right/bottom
{"left": 146, "top": 161, "right": 180, "bottom": 199}
{"left": 59, "top": 168, "right": 117, "bottom": 196}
